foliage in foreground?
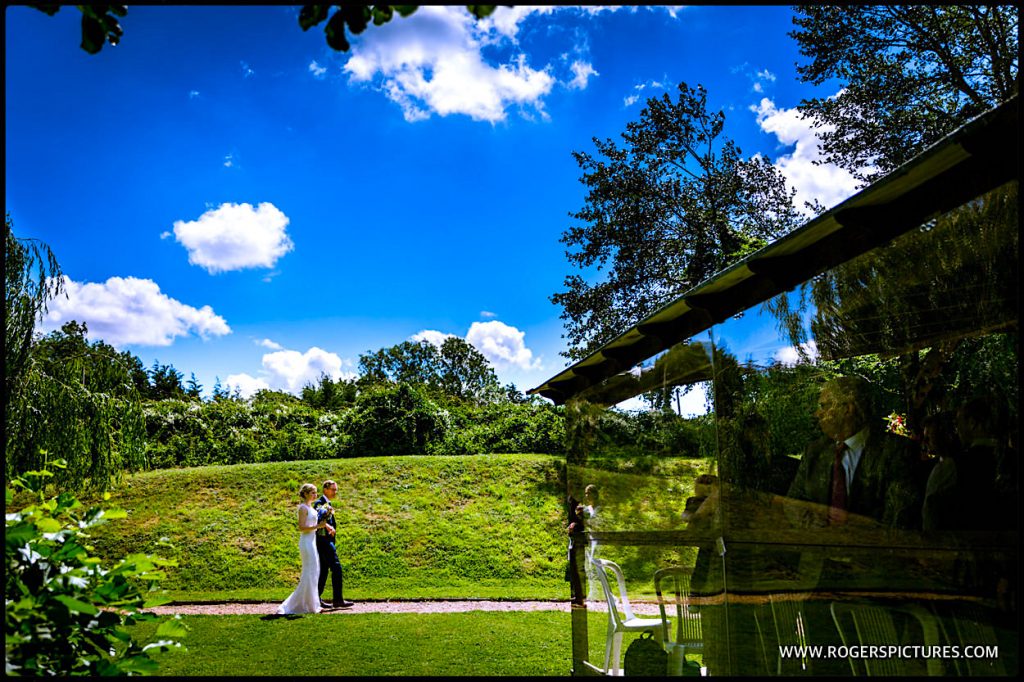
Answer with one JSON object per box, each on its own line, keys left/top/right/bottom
{"left": 5, "top": 463, "right": 186, "bottom": 676}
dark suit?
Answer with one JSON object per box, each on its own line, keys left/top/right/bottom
{"left": 785, "top": 429, "right": 921, "bottom": 674}
{"left": 787, "top": 428, "right": 921, "bottom": 529}
{"left": 313, "top": 494, "right": 345, "bottom": 604}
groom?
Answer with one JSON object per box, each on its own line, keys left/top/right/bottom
{"left": 314, "top": 480, "right": 354, "bottom": 609}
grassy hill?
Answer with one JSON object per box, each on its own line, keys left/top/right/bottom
{"left": 77, "top": 453, "right": 711, "bottom": 602}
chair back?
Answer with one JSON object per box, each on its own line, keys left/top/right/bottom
{"left": 653, "top": 566, "right": 702, "bottom": 649}
{"left": 591, "top": 558, "right": 636, "bottom": 626}
{"left": 831, "top": 601, "right": 943, "bottom": 676}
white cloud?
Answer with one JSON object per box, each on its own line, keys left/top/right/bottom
{"left": 39, "top": 276, "right": 230, "bottom": 347}
{"left": 480, "top": 310, "right": 498, "bottom": 319}
{"left": 223, "top": 154, "right": 234, "bottom": 168}
{"left": 223, "top": 373, "right": 270, "bottom": 398}
{"left": 751, "top": 97, "right": 863, "bottom": 213}
{"left": 343, "top": 6, "right": 555, "bottom": 124}
{"left": 339, "top": 6, "right": 681, "bottom": 123}
{"left": 170, "top": 202, "right": 294, "bottom": 274}
{"left": 226, "top": 345, "right": 358, "bottom": 398}
{"left": 774, "top": 339, "right": 819, "bottom": 366}
{"left": 623, "top": 79, "right": 666, "bottom": 107}
{"left": 566, "top": 60, "right": 598, "bottom": 90}
{"left": 309, "top": 60, "right": 327, "bottom": 79}
{"left": 410, "top": 329, "right": 458, "bottom": 348}
{"left": 756, "top": 69, "right": 776, "bottom": 82}
{"left": 466, "top": 320, "right": 541, "bottom": 371}
{"left": 261, "top": 347, "right": 355, "bottom": 394}
{"left": 189, "top": 90, "right": 200, "bottom": 99}
{"left": 241, "top": 60, "right": 254, "bottom": 78}
{"left": 258, "top": 338, "right": 283, "bottom": 350}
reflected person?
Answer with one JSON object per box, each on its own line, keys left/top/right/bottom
{"left": 787, "top": 375, "right": 920, "bottom": 529}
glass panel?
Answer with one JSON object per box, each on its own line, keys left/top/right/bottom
{"left": 564, "top": 181, "right": 1018, "bottom": 676}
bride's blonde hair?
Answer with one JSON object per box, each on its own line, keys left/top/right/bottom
{"left": 298, "top": 483, "right": 317, "bottom": 501}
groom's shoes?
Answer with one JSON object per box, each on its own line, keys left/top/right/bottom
{"left": 335, "top": 600, "right": 355, "bottom": 609}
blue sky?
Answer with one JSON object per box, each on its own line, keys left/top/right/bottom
{"left": 5, "top": 5, "right": 857, "bottom": 405}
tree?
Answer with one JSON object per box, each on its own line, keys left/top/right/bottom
{"left": 358, "top": 338, "right": 502, "bottom": 404}
{"left": 436, "top": 336, "right": 502, "bottom": 404}
{"left": 300, "top": 372, "right": 358, "bottom": 410}
{"left": 4, "top": 213, "right": 63, "bottom": 412}
{"left": 552, "top": 82, "right": 802, "bottom": 360}
{"left": 5, "top": 220, "right": 145, "bottom": 491}
{"left": 185, "top": 372, "right": 203, "bottom": 399}
{"left": 791, "top": 5, "right": 1019, "bottom": 183}
{"left": 29, "top": 4, "right": 500, "bottom": 55}
{"left": 359, "top": 340, "right": 441, "bottom": 387}
{"left": 149, "top": 361, "right": 185, "bottom": 401}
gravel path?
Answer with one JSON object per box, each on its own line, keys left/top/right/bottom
{"left": 144, "top": 600, "right": 663, "bottom": 616}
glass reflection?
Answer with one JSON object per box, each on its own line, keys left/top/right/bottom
{"left": 564, "top": 183, "right": 1018, "bottom": 676}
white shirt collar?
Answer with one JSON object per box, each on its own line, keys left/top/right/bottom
{"left": 841, "top": 426, "right": 870, "bottom": 492}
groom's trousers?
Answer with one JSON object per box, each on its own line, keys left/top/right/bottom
{"left": 315, "top": 538, "right": 345, "bottom": 603}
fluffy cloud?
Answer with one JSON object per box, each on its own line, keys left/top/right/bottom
{"left": 258, "top": 338, "right": 283, "bottom": 350}
{"left": 223, "top": 154, "right": 234, "bottom": 168}
{"left": 751, "top": 97, "right": 862, "bottom": 213}
{"left": 480, "top": 310, "right": 498, "bottom": 319}
{"left": 410, "top": 329, "right": 457, "bottom": 347}
{"left": 410, "top": 320, "right": 541, "bottom": 371}
{"left": 170, "top": 202, "right": 294, "bottom": 274}
{"left": 227, "top": 346, "right": 356, "bottom": 398}
{"left": 309, "top": 60, "right": 327, "bottom": 79}
{"left": 343, "top": 6, "right": 555, "bottom": 123}
{"left": 39, "top": 276, "right": 230, "bottom": 347}
{"left": 223, "top": 373, "right": 270, "bottom": 398}
{"left": 466, "top": 320, "right": 541, "bottom": 371}
{"left": 774, "top": 339, "right": 819, "bottom": 366}
{"left": 341, "top": 6, "right": 679, "bottom": 123}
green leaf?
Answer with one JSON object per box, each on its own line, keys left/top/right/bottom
{"left": 142, "top": 593, "right": 172, "bottom": 608}
{"left": 299, "top": 4, "right": 330, "bottom": 31}
{"left": 324, "top": 10, "right": 351, "bottom": 51}
{"left": 467, "top": 6, "right": 499, "bottom": 20}
{"left": 155, "top": 617, "right": 190, "bottom": 639}
{"left": 54, "top": 595, "right": 100, "bottom": 615}
{"left": 371, "top": 6, "right": 393, "bottom": 26}
{"left": 394, "top": 6, "right": 418, "bottom": 17}
{"left": 36, "top": 517, "right": 63, "bottom": 533}
{"left": 5, "top": 523, "right": 36, "bottom": 549}
{"left": 29, "top": 3, "right": 62, "bottom": 16}
{"left": 342, "top": 5, "right": 372, "bottom": 35}
{"left": 81, "top": 14, "right": 106, "bottom": 54}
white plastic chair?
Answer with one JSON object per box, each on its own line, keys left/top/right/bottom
{"left": 653, "top": 566, "right": 702, "bottom": 675}
{"left": 591, "top": 557, "right": 666, "bottom": 676}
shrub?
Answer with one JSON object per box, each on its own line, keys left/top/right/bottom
{"left": 347, "top": 383, "right": 447, "bottom": 456}
{"left": 5, "top": 462, "right": 187, "bottom": 675}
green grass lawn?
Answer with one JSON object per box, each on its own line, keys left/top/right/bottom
{"left": 130, "top": 610, "right": 693, "bottom": 676}
{"left": 68, "top": 453, "right": 711, "bottom": 602}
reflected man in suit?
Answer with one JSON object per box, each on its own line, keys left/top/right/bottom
{"left": 787, "top": 375, "right": 920, "bottom": 530}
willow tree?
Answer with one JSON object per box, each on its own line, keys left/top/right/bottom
{"left": 552, "top": 82, "right": 802, "bottom": 361}
{"left": 4, "top": 216, "right": 145, "bottom": 491}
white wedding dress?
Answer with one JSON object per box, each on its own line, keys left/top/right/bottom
{"left": 277, "top": 504, "right": 322, "bottom": 614}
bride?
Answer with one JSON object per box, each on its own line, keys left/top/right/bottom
{"left": 278, "top": 483, "right": 329, "bottom": 614}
